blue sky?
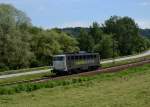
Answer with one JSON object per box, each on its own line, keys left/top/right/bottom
{"left": 0, "top": 0, "right": 150, "bottom": 28}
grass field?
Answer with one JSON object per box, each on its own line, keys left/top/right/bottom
{"left": 0, "top": 64, "right": 150, "bottom": 107}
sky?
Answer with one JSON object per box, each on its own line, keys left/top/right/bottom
{"left": 0, "top": 0, "right": 150, "bottom": 29}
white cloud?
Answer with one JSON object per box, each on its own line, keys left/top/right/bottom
{"left": 136, "top": 20, "right": 150, "bottom": 29}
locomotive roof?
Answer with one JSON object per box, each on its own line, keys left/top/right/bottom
{"left": 66, "top": 53, "right": 99, "bottom": 55}
{"left": 54, "top": 53, "right": 99, "bottom": 57}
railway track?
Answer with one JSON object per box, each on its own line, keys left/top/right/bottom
{"left": 0, "top": 58, "right": 150, "bottom": 87}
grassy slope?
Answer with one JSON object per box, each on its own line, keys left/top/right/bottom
{"left": 0, "top": 64, "right": 150, "bottom": 107}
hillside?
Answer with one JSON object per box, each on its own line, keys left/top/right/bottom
{"left": 62, "top": 27, "right": 89, "bottom": 37}
{"left": 62, "top": 27, "right": 150, "bottom": 39}
{"left": 140, "top": 29, "right": 150, "bottom": 38}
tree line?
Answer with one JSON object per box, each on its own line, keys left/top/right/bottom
{"left": 0, "top": 4, "right": 150, "bottom": 71}
{"left": 77, "top": 16, "right": 150, "bottom": 58}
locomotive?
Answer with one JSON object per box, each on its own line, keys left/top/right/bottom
{"left": 52, "top": 53, "right": 100, "bottom": 74}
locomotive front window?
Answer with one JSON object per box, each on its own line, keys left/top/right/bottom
{"left": 53, "top": 57, "right": 64, "bottom": 61}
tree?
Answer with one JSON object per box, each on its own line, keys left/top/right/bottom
{"left": 58, "top": 32, "right": 79, "bottom": 53}
{"left": 134, "top": 36, "right": 150, "bottom": 52}
{"left": 102, "top": 16, "right": 149, "bottom": 56}
{"left": 78, "top": 28, "right": 94, "bottom": 52}
{"left": 30, "top": 31, "right": 61, "bottom": 66}
{"left": 30, "top": 30, "right": 79, "bottom": 66}
{"left": 0, "top": 4, "right": 33, "bottom": 70}
{"left": 93, "top": 34, "right": 114, "bottom": 58}
{"left": 0, "top": 29, "right": 33, "bottom": 69}
{"left": 0, "top": 4, "right": 31, "bottom": 27}
{"left": 89, "top": 22, "right": 103, "bottom": 44}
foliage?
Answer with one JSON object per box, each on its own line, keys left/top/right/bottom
{"left": 30, "top": 29, "right": 79, "bottom": 66}
{"left": 78, "top": 28, "right": 94, "bottom": 52}
{"left": 78, "top": 22, "right": 116, "bottom": 58}
{"left": 0, "top": 4, "right": 33, "bottom": 70}
{"left": 0, "top": 4, "right": 149, "bottom": 71}
{"left": 0, "top": 4, "right": 79, "bottom": 70}
{"left": 93, "top": 34, "right": 114, "bottom": 58}
{"left": 77, "top": 16, "right": 150, "bottom": 58}
{"left": 102, "top": 16, "right": 150, "bottom": 55}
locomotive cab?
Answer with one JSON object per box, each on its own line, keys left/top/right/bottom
{"left": 52, "top": 55, "right": 67, "bottom": 73}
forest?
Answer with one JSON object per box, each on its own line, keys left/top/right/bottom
{"left": 0, "top": 4, "right": 150, "bottom": 71}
